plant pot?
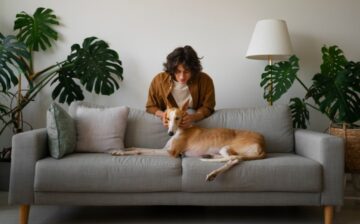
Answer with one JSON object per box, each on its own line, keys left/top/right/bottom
{"left": 0, "top": 161, "right": 10, "bottom": 191}
{"left": 329, "top": 125, "right": 360, "bottom": 173}
{"left": 352, "top": 173, "right": 360, "bottom": 192}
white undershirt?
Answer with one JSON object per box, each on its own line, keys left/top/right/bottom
{"left": 171, "top": 81, "right": 193, "bottom": 108}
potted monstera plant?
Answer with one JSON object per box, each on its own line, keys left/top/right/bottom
{"left": 0, "top": 7, "right": 123, "bottom": 139}
{"left": 1, "top": 7, "right": 123, "bottom": 189}
{"left": 260, "top": 45, "right": 360, "bottom": 173}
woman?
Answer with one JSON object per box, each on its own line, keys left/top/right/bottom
{"left": 146, "top": 45, "right": 215, "bottom": 128}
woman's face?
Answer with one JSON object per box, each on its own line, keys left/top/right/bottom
{"left": 174, "top": 64, "right": 191, "bottom": 84}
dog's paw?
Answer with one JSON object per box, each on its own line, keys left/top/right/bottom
{"left": 206, "top": 173, "right": 217, "bottom": 182}
{"left": 110, "top": 150, "right": 125, "bottom": 156}
{"left": 168, "top": 149, "right": 179, "bottom": 158}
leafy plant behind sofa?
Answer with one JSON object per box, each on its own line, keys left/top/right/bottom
{"left": 0, "top": 7, "right": 123, "bottom": 135}
{"left": 260, "top": 45, "right": 360, "bottom": 129}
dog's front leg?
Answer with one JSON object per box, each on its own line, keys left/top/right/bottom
{"left": 111, "top": 148, "right": 170, "bottom": 156}
{"left": 168, "top": 139, "right": 185, "bottom": 158}
{"left": 110, "top": 148, "right": 141, "bottom": 156}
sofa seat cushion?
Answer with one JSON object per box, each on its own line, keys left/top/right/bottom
{"left": 35, "top": 153, "right": 182, "bottom": 192}
{"left": 182, "top": 153, "right": 322, "bottom": 192}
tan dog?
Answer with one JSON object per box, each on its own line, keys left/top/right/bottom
{"left": 112, "top": 101, "right": 266, "bottom": 181}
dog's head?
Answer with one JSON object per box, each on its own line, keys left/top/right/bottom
{"left": 165, "top": 100, "right": 189, "bottom": 136}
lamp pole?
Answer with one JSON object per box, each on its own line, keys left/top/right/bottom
{"left": 268, "top": 56, "right": 273, "bottom": 106}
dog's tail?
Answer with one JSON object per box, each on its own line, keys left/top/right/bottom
{"left": 200, "top": 151, "right": 266, "bottom": 162}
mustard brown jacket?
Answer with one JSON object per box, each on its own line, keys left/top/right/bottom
{"left": 146, "top": 72, "right": 215, "bottom": 119}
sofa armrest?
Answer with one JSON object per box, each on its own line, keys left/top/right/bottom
{"left": 9, "top": 128, "right": 48, "bottom": 205}
{"left": 295, "top": 129, "right": 344, "bottom": 206}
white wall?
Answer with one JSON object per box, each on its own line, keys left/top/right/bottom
{"left": 1, "top": 0, "right": 360, "bottom": 149}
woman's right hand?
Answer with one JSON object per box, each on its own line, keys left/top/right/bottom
{"left": 155, "top": 110, "right": 168, "bottom": 127}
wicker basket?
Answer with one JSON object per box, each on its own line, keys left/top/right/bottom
{"left": 329, "top": 124, "right": 360, "bottom": 173}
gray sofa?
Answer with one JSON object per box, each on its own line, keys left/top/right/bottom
{"left": 9, "top": 104, "right": 344, "bottom": 224}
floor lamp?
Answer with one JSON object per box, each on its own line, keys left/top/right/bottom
{"left": 246, "top": 19, "right": 293, "bottom": 106}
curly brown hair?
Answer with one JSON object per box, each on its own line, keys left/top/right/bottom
{"left": 163, "top": 45, "right": 203, "bottom": 78}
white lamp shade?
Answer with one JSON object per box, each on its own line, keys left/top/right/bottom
{"left": 246, "top": 19, "right": 293, "bottom": 60}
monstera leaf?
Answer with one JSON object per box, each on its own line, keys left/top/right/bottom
{"left": 0, "top": 103, "right": 7, "bottom": 116}
{"left": 289, "top": 97, "right": 309, "bottom": 129}
{"left": 260, "top": 55, "right": 299, "bottom": 103}
{"left": 0, "top": 91, "right": 12, "bottom": 122}
{"left": 51, "top": 63, "right": 85, "bottom": 104}
{"left": 0, "top": 92, "right": 11, "bottom": 114}
{"left": 320, "top": 45, "right": 347, "bottom": 77}
{"left": 67, "top": 37, "right": 123, "bottom": 95}
{"left": 14, "top": 7, "right": 59, "bottom": 51}
{"left": 51, "top": 37, "right": 123, "bottom": 105}
{"left": 0, "top": 34, "right": 30, "bottom": 91}
{"left": 309, "top": 59, "right": 360, "bottom": 124}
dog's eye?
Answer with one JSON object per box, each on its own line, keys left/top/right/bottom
{"left": 175, "top": 117, "right": 180, "bottom": 121}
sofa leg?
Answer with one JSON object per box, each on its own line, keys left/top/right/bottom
{"left": 324, "top": 205, "right": 334, "bottom": 224}
{"left": 20, "top": 204, "right": 30, "bottom": 224}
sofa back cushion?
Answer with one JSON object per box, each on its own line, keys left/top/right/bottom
{"left": 197, "top": 104, "right": 294, "bottom": 153}
{"left": 47, "top": 102, "right": 76, "bottom": 159}
{"left": 125, "top": 108, "right": 170, "bottom": 148}
{"left": 68, "top": 101, "right": 129, "bottom": 152}
{"left": 125, "top": 104, "right": 293, "bottom": 153}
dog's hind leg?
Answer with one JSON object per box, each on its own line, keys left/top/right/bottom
{"left": 201, "top": 146, "right": 235, "bottom": 162}
{"left": 220, "top": 145, "right": 235, "bottom": 157}
{"left": 132, "top": 148, "right": 170, "bottom": 156}
{"left": 205, "top": 159, "right": 240, "bottom": 181}
{"left": 201, "top": 153, "right": 224, "bottom": 159}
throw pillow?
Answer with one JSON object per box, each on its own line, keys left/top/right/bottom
{"left": 46, "top": 102, "right": 76, "bottom": 159}
{"left": 73, "top": 104, "right": 129, "bottom": 152}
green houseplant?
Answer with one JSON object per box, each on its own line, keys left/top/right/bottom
{"left": 0, "top": 7, "right": 123, "bottom": 137}
{"left": 261, "top": 45, "right": 360, "bottom": 172}
{"left": 260, "top": 45, "right": 360, "bottom": 129}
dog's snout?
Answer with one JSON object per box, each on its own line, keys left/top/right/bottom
{"left": 168, "top": 131, "right": 174, "bottom": 136}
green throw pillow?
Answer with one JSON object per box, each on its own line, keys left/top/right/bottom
{"left": 46, "top": 102, "right": 76, "bottom": 159}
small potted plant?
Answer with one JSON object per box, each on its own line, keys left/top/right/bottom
{"left": 260, "top": 45, "right": 360, "bottom": 173}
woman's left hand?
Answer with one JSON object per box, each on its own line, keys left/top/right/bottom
{"left": 180, "top": 113, "right": 194, "bottom": 128}
{"left": 180, "top": 113, "right": 203, "bottom": 128}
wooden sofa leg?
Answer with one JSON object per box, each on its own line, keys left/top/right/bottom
{"left": 20, "top": 204, "right": 30, "bottom": 224}
{"left": 324, "top": 205, "right": 334, "bottom": 224}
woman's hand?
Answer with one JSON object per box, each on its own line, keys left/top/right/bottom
{"left": 155, "top": 110, "right": 168, "bottom": 127}
{"left": 180, "top": 112, "right": 203, "bottom": 128}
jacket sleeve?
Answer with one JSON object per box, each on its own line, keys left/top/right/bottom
{"left": 146, "top": 77, "right": 161, "bottom": 115}
{"left": 196, "top": 75, "right": 215, "bottom": 118}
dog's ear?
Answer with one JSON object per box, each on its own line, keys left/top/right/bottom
{"left": 181, "top": 100, "right": 189, "bottom": 112}
{"left": 165, "top": 103, "right": 171, "bottom": 111}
